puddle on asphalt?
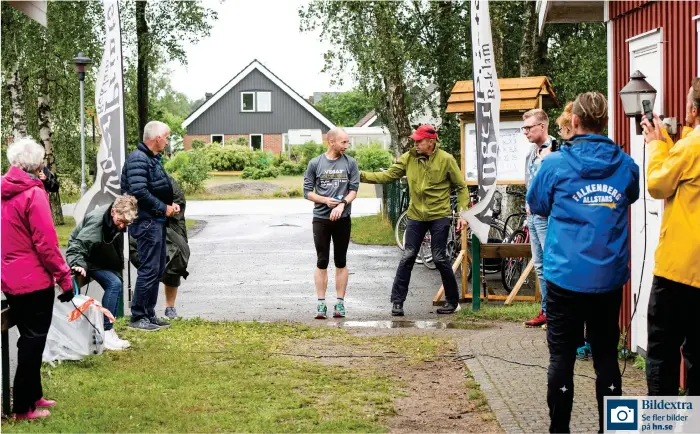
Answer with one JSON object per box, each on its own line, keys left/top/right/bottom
{"left": 268, "top": 223, "right": 301, "bottom": 228}
{"left": 328, "top": 320, "right": 474, "bottom": 330}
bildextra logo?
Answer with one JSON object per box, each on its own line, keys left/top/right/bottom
{"left": 606, "top": 398, "right": 639, "bottom": 431}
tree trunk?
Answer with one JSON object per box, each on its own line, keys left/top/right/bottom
{"left": 519, "top": 1, "right": 538, "bottom": 77}
{"left": 136, "top": 0, "right": 149, "bottom": 141}
{"left": 384, "top": 75, "right": 412, "bottom": 154}
{"left": 7, "top": 62, "right": 29, "bottom": 141}
{"left": 38, "top": 75, "right": 65, "bottom": 225}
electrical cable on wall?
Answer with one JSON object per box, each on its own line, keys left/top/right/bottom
{"left": 620, "top": 131, "right": 650, "bottom": 377}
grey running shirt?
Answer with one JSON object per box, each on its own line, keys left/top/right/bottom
{"left": 303, "top": 153, "right": 360, "bottom": 219}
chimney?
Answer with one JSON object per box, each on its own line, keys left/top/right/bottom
{"left": 205, "top": 92, "right": 213, "bottom": 101}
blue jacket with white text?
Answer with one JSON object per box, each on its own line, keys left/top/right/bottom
{"left": 526, "top": 134, "right": 640, "bottom": 293}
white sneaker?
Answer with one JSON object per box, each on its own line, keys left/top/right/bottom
{"left": 104, "top": 329, "right": 130, "bottom": 350}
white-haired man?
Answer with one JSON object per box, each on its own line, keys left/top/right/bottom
{"left": 121, "top": 121, "right": 179, "bottom": 331}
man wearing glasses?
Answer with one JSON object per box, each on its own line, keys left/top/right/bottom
{"left": 521, "top": 109, "right": 558, "bottom": 328}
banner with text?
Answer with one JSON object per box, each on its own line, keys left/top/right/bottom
{"left": 460, "top": 0, "right": 501, "bottom": 244}
{"left": 72, "top": 0, "right": 126, "bottom": 223}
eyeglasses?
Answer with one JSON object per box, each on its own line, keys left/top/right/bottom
{"left": 521, "top": 123, "right": 545, "bottom": 133}
{"left": 558, "top": 126, "right": 570, "bottom": 134}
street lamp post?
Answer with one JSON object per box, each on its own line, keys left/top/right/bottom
{"left": 619, "top": 70, "right": 658, "bottom": 135}
{"left": 73, "top": 52, "right": 92, "bottom": 197}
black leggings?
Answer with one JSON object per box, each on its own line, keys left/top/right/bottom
{"left": 312, "top": 217, "right": 351, "bottom": 269}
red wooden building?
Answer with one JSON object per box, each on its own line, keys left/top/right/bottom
{"left": 538, "top": 0, "right": 699, "bottom": 357}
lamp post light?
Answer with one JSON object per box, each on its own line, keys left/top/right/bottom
{"left": 619, "top": 70, "right": 658, "bottom": 135}
{"left": 72, "top": 52, "right": 92, "bottom": 197}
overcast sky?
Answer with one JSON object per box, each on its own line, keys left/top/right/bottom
{"left": 168, "top": 0, "right": 354, "bottom": 102}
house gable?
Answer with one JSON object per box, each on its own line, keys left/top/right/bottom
{"left": 183, "top": 60, "right": 334, "bottom": 135}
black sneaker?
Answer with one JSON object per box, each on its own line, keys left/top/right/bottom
{"left": 129, "top": 318, "right": 160, "bottom": 331}
{"left": 391, "top": 303, "right": 404, "bottom": 317}
{"left": 437, "top": 302, "right": 461, "bottom": 314}
{"left": 149, "top": 317, "right": 171, "bottom": 328}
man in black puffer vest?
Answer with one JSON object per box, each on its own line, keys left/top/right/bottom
{"left": 121, "top": 120, "right": 178, "bottom": 331}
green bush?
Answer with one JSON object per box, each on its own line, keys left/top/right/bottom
{"left": 241, "top": 166, "right": 280, "bottom": 180}
{"left": 345, "top": 148, "right": 357, "bottom": 159}
{"left": 273, "top": 152, "right": 289, "bottom": 167}
{"left": 252, "top": 150, "right": 276, "bottom": 169}
{"left": 165, "top": 150, "right": 211, "bottom": 193}
{"left": 279, "top": 161, "right": 306, "bottom": 176}
{"left": 355, "top": 143, "right": 393, "bottom": 172}
{"left": 190, "top": 139, "right": 206, "bottom": 150}
{"left": 203, "top": 144, "right": 255, "bottom": 171}
{"left": 290, "top": 141, "right": 326, "bottom": 166}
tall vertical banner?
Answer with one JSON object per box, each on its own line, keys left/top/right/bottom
{"left": 460, "top": 0, "right": 501, "bottom": 244}
{"left": 72, "top": 0, "right": 126, "bottom": 224}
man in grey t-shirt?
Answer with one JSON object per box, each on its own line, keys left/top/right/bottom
{"left": 303, "top": 128, "right": 360, "bottom": 319}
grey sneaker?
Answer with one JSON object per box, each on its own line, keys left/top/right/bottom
{"left": 164, "top": 307, "right": 178, "bottom": 319}
{"left": 149, "top": 317, "right": 171, "bottom": 328}
{"left": 129, "top": 318, "right": 160, "bottom": 331}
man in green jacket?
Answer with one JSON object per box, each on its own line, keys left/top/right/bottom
{"left": 361, "top": 124, "right": 468, "bottom": 316}
{"left": 66, "top": 195, "right": 137, "bottom": 349}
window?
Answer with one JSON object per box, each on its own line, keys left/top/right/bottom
{"left": 250, "top": 134, "right": 263, "bottom": 151}
{"left": 211, "top": 134, "right": 224, "bottom": 145}
{"left": 257, "top": 92, "right": 271, "bottom": 112}
{"left": 241, "top": 91, "right": 272, "bottom": 112}
{"left": 241, "top": 92, "right": 255, "bottom": 112}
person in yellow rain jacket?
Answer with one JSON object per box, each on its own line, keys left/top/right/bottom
{"left": 641, "top": 77, "right": 700, "bottom": 397}
{"left": 360, "top": 125, "right": 468, "bottom": 316}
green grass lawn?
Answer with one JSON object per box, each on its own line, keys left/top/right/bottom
{"left": 1, "top": 320, "right": 454, "bottom": 433}
{"left": 454, "top": 302, "right": 541, "bottom": 323}
{"left": 55, "top": 217, "right": 198, "bottom": 248}
{"left": 351, "top": 213, "right": 396, "bottom": 246}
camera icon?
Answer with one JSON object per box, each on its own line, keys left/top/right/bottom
{"left": 611, "top": 406, "right": 635, "bottom": 424}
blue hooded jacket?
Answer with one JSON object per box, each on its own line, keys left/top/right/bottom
{"left": 526, "top": 134, "right": 640, "bottom": 293}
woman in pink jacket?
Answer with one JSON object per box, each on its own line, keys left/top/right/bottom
{"left": 1, "top": 137, "right": 73, "bottom": 420}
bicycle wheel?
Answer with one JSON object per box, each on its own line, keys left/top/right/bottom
{"left": 395, "top": 210, "right": 409, "bottom": 250}
{"left": 501, "top": 229, "right": 531, "bottom": 293}
{"left": 419, "top": 232, "right": 436, "bottom": 270}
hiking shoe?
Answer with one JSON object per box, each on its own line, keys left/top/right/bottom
{"left": 315, "top": 302, "right": 327, "bottom": 319}
{"left": 437, "top": 302, "right": 461, "bottom": 314}
{"left": 149, "top": 317, "right": 171, "bottom": 328}
{"left": 164, "top": 307, "right": 178, "bottom": 320}
{"left": 129, "top": 318, "right": 160, "bottom": 331}
{"left": 333, "top": 302, "right": 346, "bottom": 318}
{"left": 391, "top": 303, "right": 404, "bottom": 317}
{"left": 525, "top": 310, "right": 547, "bottom": 328}
{"left": 576, "top": 342, "right": 592, "bottom": 360}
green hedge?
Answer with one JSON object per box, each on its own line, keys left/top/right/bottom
{"left": 164, "top": 149, "right": 211, "bottom": 193}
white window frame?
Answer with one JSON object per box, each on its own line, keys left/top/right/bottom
{"left": 249, "top": 134, "right": 263, "bottom": 151}
{"left": 241, "top": 92, "right": 256, "bottom": 112}
{"left": 210, "top": 134, "right": 225, "bottom": 146}
{"left": 256, "top": 91, "right": 272, "bottom": 112}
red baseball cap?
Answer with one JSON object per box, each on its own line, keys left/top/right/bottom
{"left": 410, "top": 124, "right": 438, "bottom": 141}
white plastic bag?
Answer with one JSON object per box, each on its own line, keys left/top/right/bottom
{"left": 42, "top": 295, "right": 111, "bottom": 363}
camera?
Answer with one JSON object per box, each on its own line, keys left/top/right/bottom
{"left": 610, "top": 406, "right": 635, "bottom": 423}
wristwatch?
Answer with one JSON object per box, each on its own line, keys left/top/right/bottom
{"left": 341, "top": 199, "right": 348, "bottom": 206}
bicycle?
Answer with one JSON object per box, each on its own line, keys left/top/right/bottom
{"left": 500, "top": 190, "right": 534, "bottom": 293}
{"left": 419, "top": 188, "right": 510, "bottom": 272}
